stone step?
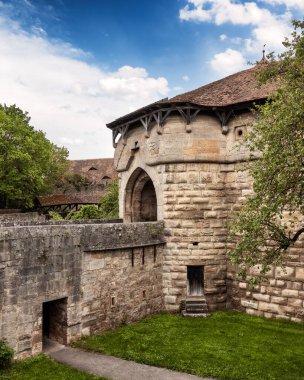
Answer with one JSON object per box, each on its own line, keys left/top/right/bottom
{"left": 186, "top": 308, "right": 208, "bottom": 313}
{"left": 182, "top": 312, "right": 210, "bottom": 318}
{"left": 186, "top": 301, "right": 207, "bottom": 305}
{"left": 186, "top": 304, "right": 208, "bottom": 309}
{"left": 183, "top": 297, "right": 210, "bottom": 317}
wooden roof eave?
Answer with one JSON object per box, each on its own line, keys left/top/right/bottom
{"left": 107, "top": 97, "right": 267, "bottom": 130}
{"left": 107, "top": 97, "right": 268, "bottom": 147}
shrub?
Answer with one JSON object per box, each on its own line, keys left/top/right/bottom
{"left": 48, "top": 211, "right": 64, "bottom": 221}
{"left": 99, "top": 179, "right": 119, "bottom": 219}
{"left": 0, "top": 338, "right": 14, "bottom": 369}
{"left": 67, "top": 205, "right": 101, "bottom": 220}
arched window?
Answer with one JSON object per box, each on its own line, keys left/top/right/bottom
{"left": 124, "top": 168, "right": 157, "bottom": 222}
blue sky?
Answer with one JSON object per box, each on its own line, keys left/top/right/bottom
{"left": 0, "top": 0, "right": 302, "bottom": 158}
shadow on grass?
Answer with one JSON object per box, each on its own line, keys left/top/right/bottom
{"left": 73, "top": 311, "right": 304, "bottom": 380}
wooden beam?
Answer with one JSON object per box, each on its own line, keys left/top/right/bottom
{"left": 215, "top": 110, "right": 234, "bottom": 134}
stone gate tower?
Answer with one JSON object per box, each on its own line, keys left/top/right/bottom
{"left": 107, "top": 64, "right": 275, "bottom": 312}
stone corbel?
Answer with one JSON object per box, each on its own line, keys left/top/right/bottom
{"left": 153, "top": 109, "right": 172, "bottom": 135}
{"left": 177, "top": 107, "right": 201, "bottom": 133}
{"left": 140, "top": 115, "right": 153, "bottom": 138}
{"left": 121, "top": 124, "right": 129, "bottom": 145}
{"left": 215, "top": 109, "right": 233, "bottom": 135}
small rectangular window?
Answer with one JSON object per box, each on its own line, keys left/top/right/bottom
{"left": 131, "top": 248, "right": 134, "bottom": 267}
{"left": 111, "top": 296, "right": 115, "bottom": 307}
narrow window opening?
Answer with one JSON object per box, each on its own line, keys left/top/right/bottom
{"left": 143, "top": 290, "right": 146, "bottom": 299}
{"left": 142, "top": 247, "right": 145, "bottom": 265}
{"left": 192, "top": 242, "right": 199, "bottom": 246}
{"left": 111, "top": 296, "right": 115, "bottom": 307}
{"left": 153, "top": 245, "right": 157, "bottom": 262}
{"left": 131, "top": 249, "right": 134, "bottom": 267}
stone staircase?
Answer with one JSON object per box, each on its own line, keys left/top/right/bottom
{"left": 182, "top": 296, "right": 210, "bottom": 317}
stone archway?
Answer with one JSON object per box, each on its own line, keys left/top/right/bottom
{"left": 125, "top": 168, "right": 157, "bottom": 222}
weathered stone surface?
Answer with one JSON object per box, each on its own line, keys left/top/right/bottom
{"left": 295, "top": 268, "right": 304, "bottom": 281}
{"left": 258, "top": 302, "right": 280, "bottom": 314}
{"left": 0, "top": 221, "right": 164, "bottom": 359}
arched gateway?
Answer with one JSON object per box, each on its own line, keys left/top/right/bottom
{"left": 124, "top": 168, "right": 157, "bottom": 222}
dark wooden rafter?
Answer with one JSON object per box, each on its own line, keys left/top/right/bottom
{"left": 152, "top": 109, "right": 172, "bottom": 134}
{"left": 140, "top": 114, "right": 153, "bottom": 137}
{"left": 177, "top": 106, "right": 201, "bottom": 133}
{"left": 113, "top": 124, "right": 129, "bottom": 147}
{"left": 120, "top": 124, "right": 129, "bottom": 145}
{"left": 42, "top": 202, "right": 99, "bottom": 214}
{"left": 215, "top": 109, "right": 234, "bottom": 135}
{"left": 111, "top": 104, "right": 203, "bottom": 143}
{"left": 112, "top": 129, "right": 120, "bottom": 148}
{"left": 176, "top": 107, "right": 200, "bottom": 125}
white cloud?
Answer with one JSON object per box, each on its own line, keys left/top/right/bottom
{"left": 180, "top": 2, "right": 212, "bottom": 22}
{"left": 182, "top": 75, "right": 190, "bottom": 81}
{"left": 210, "top": 48, "right": 247, "bottom": 74}
{"left": 180, "top": 0, "right": 272, "bottom": 25}
{"left": 180, "top": 0, "right": 295, "bottom": 74}
{"left": 0, "top": 14, "right": 169, "bottom": 159}
{"left": 60, "top": 137, "right": 84, "bottom": 146}
{"left": 261, "top": 0, "right": 304, "bottom": 9}
{"left": 99, "top": 66, "right": 168, "bottom": 100}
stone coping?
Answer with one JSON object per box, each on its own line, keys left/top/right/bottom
{"left": 84, "top": 240, "right": 166, "bottom": 252}
{"left": 0, "top": 218, "right": 123, "bottom": 227}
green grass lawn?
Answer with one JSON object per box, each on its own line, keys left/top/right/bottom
{"left": 0, "top": 354, "right": 106, "bottom": 380}
{"left": 73, "top": 311, "right": 304, "bottom": 380}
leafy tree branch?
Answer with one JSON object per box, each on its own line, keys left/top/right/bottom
{"left": 228, "top": 20, "right": 304, "bottom": 283}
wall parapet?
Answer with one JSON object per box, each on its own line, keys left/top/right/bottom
{"left": 0, "top": 218, "right": 123, "bottom": 228}
{"left": 0, "top": 221, "right": 165, "bottom": 358}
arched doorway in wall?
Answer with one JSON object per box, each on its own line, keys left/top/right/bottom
{"left": 125, "top": 168, "right": 157, "bottom": 222}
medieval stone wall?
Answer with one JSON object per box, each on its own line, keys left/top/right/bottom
{"left": 163, "top": 162, "right": 227, "bottom": 311}
{"left": 116, "top": 113, "right": 252, "bottom": 312}
{"left": 0, "top": 221, "right": 164, "bottom": 358}
{"left": 0, "top": 212, "right": 46, "bottom": 224}
{"left": 226, "top": 169, "right": 304, "bottom": 322}
{"left": 114, "top": 111, "right": 304, "bottom": 321}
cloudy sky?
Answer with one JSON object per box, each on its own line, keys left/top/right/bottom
{"left": 0, "top": 0, "right": 302, "bottom": 159}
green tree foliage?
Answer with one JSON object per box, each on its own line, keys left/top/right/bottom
{"left": 67, "top": 205, "right": 102, "bottom": 220}
{"left": 0, "top": 104, "right": 68, "bottom": 209}
{"left": 99, "top": 179, "right": 119, "bottom": 219}
{"left": 55, "top": 173, "right": 93, "bottom": 193}
{"left": 229, "top": 20, "right": 304, "bottom": 283}
{"left": 49, "top": 180, "right": 119, "bottom": 221}
{"left": 0, "top": 338, "right": 14, "bottom": 369}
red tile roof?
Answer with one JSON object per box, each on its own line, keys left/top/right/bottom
{"left": 38, "top": 192, "right": 105, "bottom": 207}
{"left": 169, "top": 64, "right": 277, "bottom": 107}
{"left": 69, "top": 158, "right": 117, "bottom": 184}
{"left": 107, "top": 62, "right": 277, "bottom": 129}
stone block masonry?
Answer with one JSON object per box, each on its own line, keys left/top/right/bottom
{"left": 115, "top": 112, "right": 304, "bottom": 322}
{"left": 162, "top": 163, "right": 228, "bottom": 311}
{"left": 0, "top": 221, "right": 164, "bottom": 358}
{"left": 226, "top": 170, "right": 304, "bottom": 323}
